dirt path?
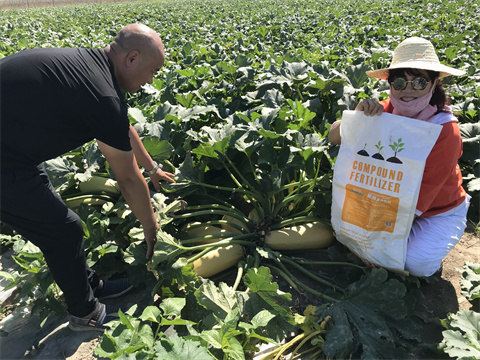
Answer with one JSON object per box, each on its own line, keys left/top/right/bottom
{"left": 418, "top": 227, "right": 480, "bottom": 351}
{"left": 424, "top": 228, "right": 480, "bottom": 314}
{"left": 1, "top": 229, "right": 479, "bottom": 360}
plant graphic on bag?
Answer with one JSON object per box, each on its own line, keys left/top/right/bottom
{"left": 372, "top": 140, "right": 385, "bottom": 160}
{"left": 387, "top": 138, "right": 405, "bottom": 164}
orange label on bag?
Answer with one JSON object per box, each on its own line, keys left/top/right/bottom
{"left": 341, "top": 184, "right": 399, "bottom": 233}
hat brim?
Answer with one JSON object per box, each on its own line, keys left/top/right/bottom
{"left": 366, "top": 61, "right": 466, "bottom": 80}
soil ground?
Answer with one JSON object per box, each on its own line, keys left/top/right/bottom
{"left": 0, "top": 225, "right": 479, "bottom": 360}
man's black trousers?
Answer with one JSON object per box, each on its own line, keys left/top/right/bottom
{"left": 1, "top": 163, "right": 100, "bottom": 317}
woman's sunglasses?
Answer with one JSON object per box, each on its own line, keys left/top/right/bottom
{"left": 391, "top": 77, "right": 430, "bottom": 91}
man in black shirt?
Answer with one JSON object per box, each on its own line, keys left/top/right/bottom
{"left": 0, "top": 23, "right": 175, "bottom": 331}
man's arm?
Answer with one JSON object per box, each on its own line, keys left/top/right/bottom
{"left": 128, "top": 125, "right": 175, "bottom": 191}
{"left": 97, "top": 140, "right": 157, "bottom": 258}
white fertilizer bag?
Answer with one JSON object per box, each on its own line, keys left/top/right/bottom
{"left": 331, "top": 111, "right": 442, "bottom": 273}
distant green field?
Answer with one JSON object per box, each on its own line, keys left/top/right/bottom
{"left": 1, "top": 0, "right": 478, "bottom": 124}
{"left": 1, "top": 1, "right": 479, "bottom": 359}
{"left": 0, "top": 0, "right": 145, "bottom": 10}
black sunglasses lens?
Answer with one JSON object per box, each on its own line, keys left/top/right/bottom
{"left": 412, "top": 77, "right": 428, "bottom": 90}
{"left": 392, "top": 78, "right": 407, "bottom": 90}
{"left": 392, "top": 77, "right": 428, "bottom": 90}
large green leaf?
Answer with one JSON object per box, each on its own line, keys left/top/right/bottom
{"left": 195, "top": 281, "right": 242, "bottom": 319}
{"left": 262, "top": 88, "right": 284, "bottom": 108}
{"left": 243, "top": 267, "right": 294, "bottom": 323}
{"left": 344, "top": 63, "right": 371, "bottom": 89}
{"left": 280, "top": 61, "right": 311, "bottom": 82}
{"left": 142, "top": 137, "right": 174, "bottom": 162}
{"left": 94, "top": 311, "right": 154, "bottom": 359}
{"left": 159, "top": 297, "right": 187, "bottom": 318}
{"left": 44, "top": 157, "right": 79, "bottom": 188}
{"left": 321, "top": 269, "right": 420, "bottom": 359}
{"left": 460, "top": 262, "right": 480, "bottom": 303}
{"left": 459, "top": 122, "right": 480, "bottom": 165}
{"left": 153, "top": 336, "right": 214, "bottom": 360}
{"left": 149, "top": 229, "right": 184, "bottom": 268}
{"left": 440, "top": 310, "right": 480, "bottom": 360}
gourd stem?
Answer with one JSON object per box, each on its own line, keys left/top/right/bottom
{"left": 295, "top": 259, "right": 366, "bottom": 271}
{"left": 174, "top": 209, "right": 252, "bottom": 228}
{"left": 232, "top": 261, "right": 245, "bottom": 291}
{"left": 270, "top": 216, "right": 328, "bottom": 230}
{"left": 271, "top": 191, "right": 325, "bottom": 218}
{"left": 191, "top": 180, "right": 259, "bottom": 199}
{"left": 181, "top": 219, "right": 248, "bottom": 236}
{"left": 290, "top": 329, "right": 323, "bottom": 359}
{"left": 280, "top": 257, "right": 345, "bottom": 294}
{"left": 180, "top": 231, "right": 249, "bottom": 245}
{"left": 273, "top": 258, "right": 337, "bottom": 302}
{"left": 180, "top": 237, "right": 253, "bottom": 252}
{"left": 268, "top": 265, "right": 300, "bottom": 293}
{"left": 186, "top": 246, "right": 216, "bottom": 264}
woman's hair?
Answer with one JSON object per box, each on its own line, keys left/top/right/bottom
{"left": 387, "top": 68, "right": 450, "bottom": 111}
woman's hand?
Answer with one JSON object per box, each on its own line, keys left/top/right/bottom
{"left": 355, "top": 98, "right": 384, "bottom": 116}
{"left": 362, "top": 258, "right": 378, "bottom": 268}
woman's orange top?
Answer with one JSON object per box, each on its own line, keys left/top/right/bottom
{"left": 380, "top": 99, "right": 467, "bottom": 217}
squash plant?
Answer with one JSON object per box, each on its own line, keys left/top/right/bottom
{"left": 440, "top": 262, "right": 480, "bottom": 359}
{"left": 149, "top": 110, "right": 338, "bottom": 280}
{"left": 113, "top": 115, "right": 432, "bottom": 359}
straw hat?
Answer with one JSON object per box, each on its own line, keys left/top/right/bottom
{"left": 366, "top": 37, "right": 465, "bottom": 80}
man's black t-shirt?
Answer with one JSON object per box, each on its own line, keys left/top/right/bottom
{"left": 0, "top": 47, "right": 132, "bottom": 170}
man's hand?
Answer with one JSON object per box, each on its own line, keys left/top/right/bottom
{"left": 143, "top": 224, "right": 158, "bottom": 259}
{"left": 355, "top": 98, "right": 383, "bottom": 116}
{"left": 150, "top": 169, "right": 175, "bottom": 192}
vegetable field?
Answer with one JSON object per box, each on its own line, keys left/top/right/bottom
{"left": 1, "top": 0, "right": 479, "bottom": 359}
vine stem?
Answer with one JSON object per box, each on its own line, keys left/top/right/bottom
{"left": 191, "top": 180, "right": 258, "bottom": 199}
{"left": 268, "top": 264, "right": 301, "bottom": 293}
{"left": 290, "top": 329, "right": 324, "bottom": 359}
{"left": 270, "top": 216, "right": 329, "bottom": 230}
{"left": 180, "top": 219, "right": 248, "bottom": 239}
{"left": 184, "top": 203, "right": 243, "bottom": 214}
{"left": 271, "top": 191, "right": 326, "bottom": 219}
{"left": 222, "top": 158, "right": 244, "bottom": 189}
{"left": 232, "top": 261, "right": 245, "bottom": 291}
{"left": 294, "top": 258, "right": 366, "bottom": 271}
{"left": 257, "top": 333, "right": 305, "bottom": 360}
{"left": 180, "top": 232, "right": 242, "bottom": 245}
{"left": 289, "top": 346, "right": 317, "bottom": 359}
{"left": 185, "top": 246, "right": 217, "bottom": 264}
{"left": 280, "top": 256, "right": 346, "bottom": 294}
{"left": 221, "top": 151, "right": 255, "bottom": 191}
{"left": 253, "top": 248, "right": 261, "bottom": 268}
{"left": 244, "top": 150, "right": 261, "bottom": 184}
{"left": 173, "top": 208, "right": 252, "bottom": 228}
{"left": 180, "top": 236, "right": 254, "bottom": 253}
{"left": 271, "top": 177, "right": 316, "bottom": 195}
{"left": 273, "top": 258, "right": 338, "bottom": 303}
{"left": 273, "top": 333, "right": 305, "bottom": 360}
{"left": 307, "top": 349, "right": 323, "bottom": 359}
{"left": 218, "top": 153, "right": 270, "bottom": 211}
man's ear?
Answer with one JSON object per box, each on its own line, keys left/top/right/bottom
{"left": 125, "top": 49, "right": 140, "bottom": 68}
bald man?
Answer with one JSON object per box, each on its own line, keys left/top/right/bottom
{"left": 0, "top": 24, "right": 174, "bottom": 331}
